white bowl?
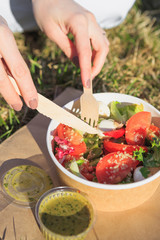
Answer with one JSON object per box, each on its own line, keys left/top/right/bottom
{"left": 46, "top": 93, "right": 160, "bottom": 212}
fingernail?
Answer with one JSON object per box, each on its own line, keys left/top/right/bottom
{"left": 29, "top": 98, "right": 37, "bottom": 109}
{"left": 86, "top": 79, "right": 91, "bottom": 88}
{"left": 72, "top": 56, "right": 79, "bottom": 67}
{"left": 11, "top": 104, "right": 22, "bottom": 111}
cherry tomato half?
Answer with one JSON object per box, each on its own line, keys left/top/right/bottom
{"left": 57, "top": 123, "right": 83, "bottom": 145}
{"left": 56, "top": 124, "right": 86, "bottom": 156}
{"left": 103, "top": 140, "right": 148, "bottom": 153}
{"left": 125, "top": 111, "right": 151, "bottom": 146}
{"left": 70, "top": 142, "right": 87, "bottom": 156}
{"left": 147, "top": 124, "right": 160, "bottom": 140}
{"left": 103, "top": 128, "right": 125, "bottom": 139}
{"left": 96, "top": 152, "right": 139, "bottom": 184}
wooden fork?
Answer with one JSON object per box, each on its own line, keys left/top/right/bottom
{"left": 80, "top": 82, "right": 99, "bottom": 127}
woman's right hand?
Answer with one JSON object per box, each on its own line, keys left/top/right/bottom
{"left": 32, "top": 0, "right": 109, "bottom": 88}
{"left": 0, "top": 16, "right": 38, "bottom": 111}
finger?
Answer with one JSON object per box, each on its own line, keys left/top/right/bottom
{"left": 90, "top": 34, "right": 109, "bottom": 79}
{"left": 0, "top": 59, "right": 23, "bottom": 111}
{"left": 44, "top": 23, "right": 77, "bottom": 62}
{"left": 71, "top": 16, "right": 92, "bottom": 88}
{"left": 0, "top": 23, "right": 38, "bottom": 109}
{"left": 42, "top": 17, "right": 92, "bottom": 87}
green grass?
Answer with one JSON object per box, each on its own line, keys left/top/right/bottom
{"left": 0, "top": 1, "right": 160, "bottom": 143}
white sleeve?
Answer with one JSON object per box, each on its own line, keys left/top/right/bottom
{"left": 0, "top": 0, "right": 136, "bottom": 33}
{"left": 74, "top": 0, "right": 136, "bottom": 28}
{"left": 0, "top": 0, "right": 38, "bottom": 33}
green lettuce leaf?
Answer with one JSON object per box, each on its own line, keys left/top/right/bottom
{"left": 133, "top": 137, "right": 160, "bottom": 168}
{"left": 110, "top": 101, "right": 144, "bottom": 123}
{"left": 140, "top": 167, "right": 150, "bottom": 178}
{"left": 83, "top": 134, "right": 103, "bottom": 161}
{"left": 143, "top": 137, "right": 160, "bottom": 168}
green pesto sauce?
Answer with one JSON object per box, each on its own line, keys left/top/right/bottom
{"left": 39, "top": 192, "right": 92, "bottom": 236}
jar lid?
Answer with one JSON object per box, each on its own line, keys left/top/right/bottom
{"left": 1, "top": 165, "right": 53, "bottom": 208}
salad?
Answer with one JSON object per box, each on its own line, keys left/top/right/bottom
{"left": 51, "top": 101, "right": 160, "bottom": 184}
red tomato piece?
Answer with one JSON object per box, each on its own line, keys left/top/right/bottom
{"left": 96, "top": 152, "right": 139, "bottom": 184}
{"left": 57, "top": 123, "right": 83, "bottom": 145}
{"left": 55, "top": 124, "right": 86, "bottom": 157}
{"left": 103, "top": 128, "right": 125, "bottom": 139}
{"left": 70, "top": 142, "right": 87, "bottom": 156}
{"left": 125, "top": 111, "right": 151, "bottom": 146}
{"left": 56, "top": 124, "right": 65, "bottom": 139}
{"left": 103, "top": 140, "right": 148, "bottom": 153}
{"left": 147, "top": 124, "right": 160, "bottom": 140}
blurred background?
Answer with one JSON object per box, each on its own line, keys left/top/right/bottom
{"left": 0, "top": 0, "right": 160, "bottom": 143}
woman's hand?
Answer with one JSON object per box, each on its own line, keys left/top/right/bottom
{"left": 0, "top": 16, "right": 38, "bottom": 111}
{"left": 32, "top": 0, "right": 109, "bottom": 87}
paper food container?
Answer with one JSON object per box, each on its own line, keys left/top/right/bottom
{"left": 46, "top": 93, "right": 160, "bottom": 212}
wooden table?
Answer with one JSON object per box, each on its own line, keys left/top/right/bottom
{"left": 0, "top": 88, "right": 160, "bottom": 240}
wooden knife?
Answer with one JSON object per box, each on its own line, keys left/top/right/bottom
{"left": 9, "top": 76, "right": 99, "bottom": 134}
